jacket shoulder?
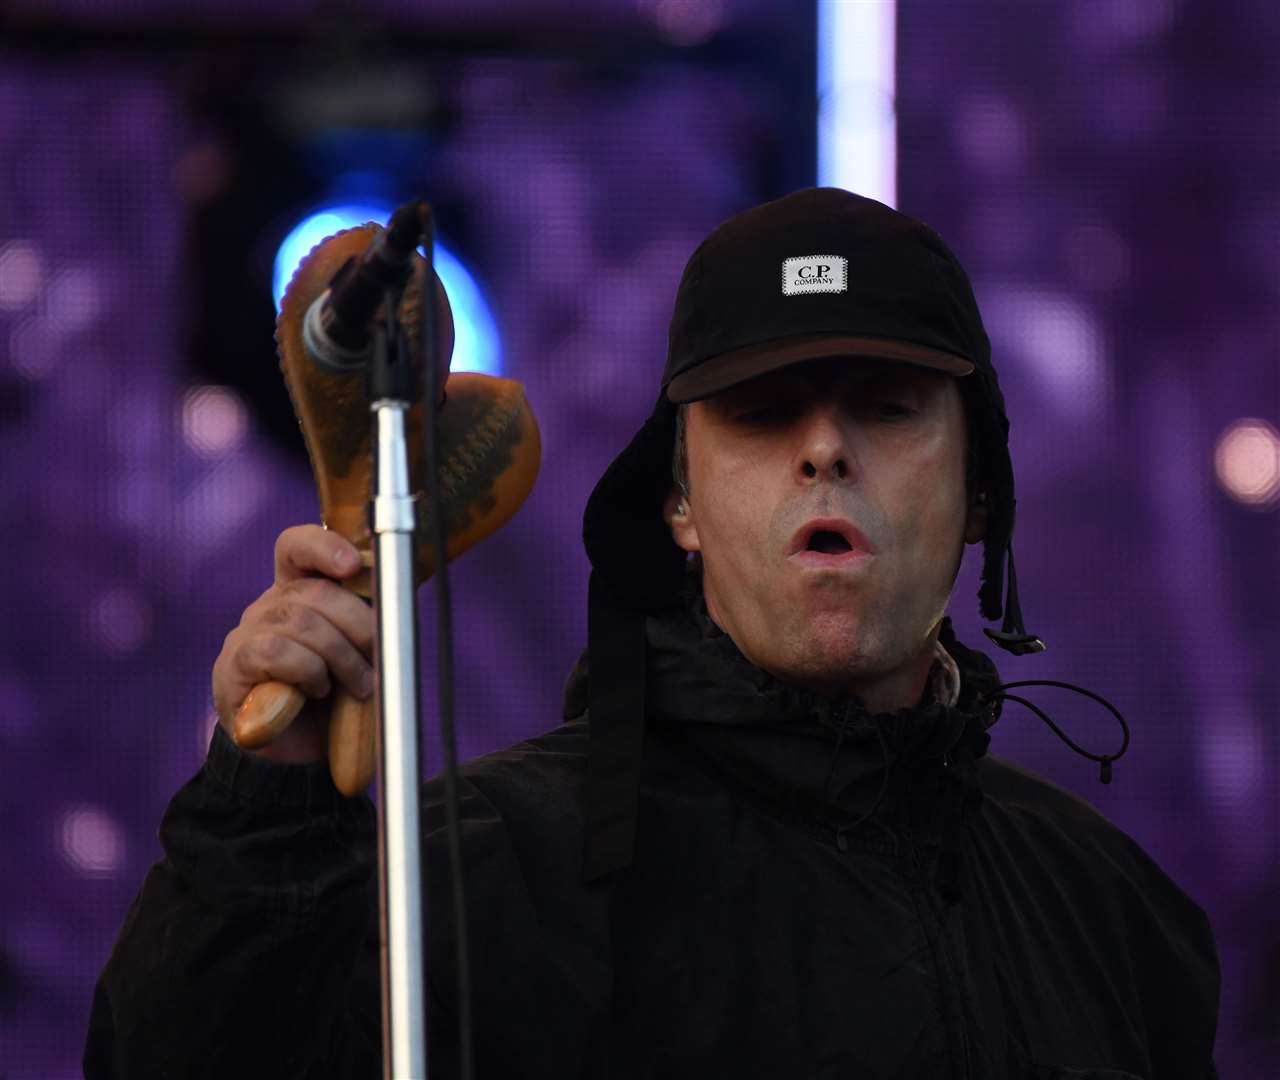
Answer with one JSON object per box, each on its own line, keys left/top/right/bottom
{"left": 973, "top": 753, "right": 1221, "bottom": 1073}
{"left": 976, "top": 752, "right": 1174, "bottom": 869}
{"left": 974, "top": 751, "right": 1217, "bottom": 951}
{"left": 977, "top": 751, "right": 1120, "bottom": 830}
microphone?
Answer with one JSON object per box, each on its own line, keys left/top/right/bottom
{"left": 301, "top": 199, "right": 425, "bottom": 371}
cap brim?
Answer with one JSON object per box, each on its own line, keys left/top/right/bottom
{"left": 665, "top": 333, "right": 975, "bottom": 404}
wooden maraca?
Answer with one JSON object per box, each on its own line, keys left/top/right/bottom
{"left": 232, "top": 221, "right": 541, "bottom": 795}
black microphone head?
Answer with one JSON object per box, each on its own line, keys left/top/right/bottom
{"left": 307, "top": 201, "right": 429, "bottom": 365}
{"left": 383, "top": 199, "right": 427, "bottom": 259}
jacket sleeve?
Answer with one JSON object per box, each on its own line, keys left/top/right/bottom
{"left": 83, "top": 723, "right": 383, "bottom": 1079}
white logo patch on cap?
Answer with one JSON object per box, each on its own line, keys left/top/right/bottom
{"left": 782, "top": 254, "right": 847, "bottom": 296}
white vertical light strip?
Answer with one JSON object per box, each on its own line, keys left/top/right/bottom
{"left": 817, "top": 0, "right": 897, "bottom": 207}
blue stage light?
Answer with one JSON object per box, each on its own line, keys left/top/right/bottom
{"left": 273, "top": 202, "right": 503, "bottom": 376}
{"left": 817, "top": 0, "right": 896, "bottom": 205}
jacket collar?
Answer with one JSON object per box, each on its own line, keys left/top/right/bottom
{"left": 579, "top": 570, "right": 1008, "bottom": 880}
{"left": 640, "top": 589, "right": 1000, "bottom": 835}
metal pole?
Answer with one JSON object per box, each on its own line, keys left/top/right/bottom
{"left": 371, "top": 397, "right": 428, "bottom": 1079}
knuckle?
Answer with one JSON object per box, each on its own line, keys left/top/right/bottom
{"left": 255, "top": 631, "right": 287, "bottom": 662}
{"left": 291, "top": 604, "right": 321, "bottom": 637}
{"left": 261, "top": 600, "right": 292, "bottom": 627}
{"left": 262, "top": 600, "right": 320, "bottom": 639}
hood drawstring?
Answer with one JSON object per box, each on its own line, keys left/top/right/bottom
{"left": 933, "top": 678, "right": 1132, "bottom": 905}
{"left": 820, "top": 704, "right": 855, "bottom": 805}
{"left": 978, "top": 679, "right": 1131, "bottom": 784}
{"left": 832, "top": 718, "right": 898, "bottom": 855}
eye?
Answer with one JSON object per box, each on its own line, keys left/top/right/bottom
{"left": 735, "top": 404, "right": 794, "bottom": 425}
{"left": 874, "top": 402, "right": 916, "bottom": 421}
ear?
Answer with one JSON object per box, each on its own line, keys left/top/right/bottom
{"left": 662, "top": 486, "right": 701, "bottom": 554}
{"left": 964, "top": 492, "right": 990, "bottom": 545}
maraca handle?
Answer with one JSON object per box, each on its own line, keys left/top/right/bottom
{"left": 329, "top": 689, "right": 377, "bottom": 796}
{"left": 234, "top": 681, "right": 306, "bottom": 749}
{"left": 233, "top": 682, "right": 376, "bottom": 797}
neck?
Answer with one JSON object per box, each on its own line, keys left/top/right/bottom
{"left": 787, "top": 628, "right": 941, "bottom": 715}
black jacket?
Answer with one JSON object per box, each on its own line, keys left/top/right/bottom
{"left": 84, "top": 601, "right": 1220, "bottom": 1079}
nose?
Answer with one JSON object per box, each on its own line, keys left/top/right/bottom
{"left": 795, "top": 405, "right": 855, "bottom": 485}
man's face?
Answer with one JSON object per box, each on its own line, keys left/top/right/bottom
{"left": 665, "top": 356, "right": 987, "bottom": 710}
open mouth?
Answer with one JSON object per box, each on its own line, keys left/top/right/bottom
{"left": 806, "top": 530, "right": 854, "bottom": 555}
{"left": 789, "top": 518, "right": 876, "bottom": 559}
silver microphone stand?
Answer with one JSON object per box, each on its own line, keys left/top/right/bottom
{"left": 369, "top": 290, "right": 428, "bottom": 1079}
{"left": 367, "top": 203, "right": 472, "bottom": 1080}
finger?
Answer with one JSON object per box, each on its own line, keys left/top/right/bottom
{"left": 235, "top": 630, "right": 335, "bottom": 702}
{"left": 273, "top": 524, "right": 362, "bottom": 585}
{"left": 258, "top": 592, "right": 373, "bottom": 700}
{"left": 280, "top": 576, "right": 376, "bottom": 660}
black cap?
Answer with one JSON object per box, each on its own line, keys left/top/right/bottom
{"left": 663, "top": 187, "right": 985, "bottom": 401}
{"left": 580, "top": 188, "right": 1044, "bottom": 882}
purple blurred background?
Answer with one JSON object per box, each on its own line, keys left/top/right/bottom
{"left": 1, "top": 1, "right": 1276, "bottom": 1076}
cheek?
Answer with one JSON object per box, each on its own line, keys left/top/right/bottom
{"left": 882, "top": 440, "right": 967, "bottom": 557}
{"left": 915, "top": 462, "right": 968, "bottom": 554}
{"left": 699, "top": 465, "right": 771, "bottom": 554}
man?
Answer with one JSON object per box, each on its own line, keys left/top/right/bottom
{"left": 85, "top": 189, "right": 1220, "bottom": 1078}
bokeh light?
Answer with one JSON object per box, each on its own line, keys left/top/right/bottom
{"left": 88, "top": 584, "right": 153, "bottom": 655}
{"left": 980, "top": 288, "right": 1110, "bottom": 421}
{"left": 57, "top": 805, "right": 126, "bottom": 878}
{"left": 952, "top": 92, "right": 1029, "bottom": 175}
{"left": 0, "top": 240, "right": 45, "bottom": 311}
{"left": 272, "top": 202, "right": 502, "bottom": 376}
{"left": 181, "top": 384, "right": 249, "bottom": 457}
{"left": 176, "top": 457, "right": 271, "bottom": 556}
{"left": 639, "top": 0, "right": 726, "bottom": 46}
{"left": 1214, "top": 418, "right": 1280, "bottom": 507}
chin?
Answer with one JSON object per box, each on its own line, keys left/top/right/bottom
{"left": 784, "top": 620, "right": 883, "bottom": 683}
{"left": 800, "top": 600, "right": 936, "bottom": 676}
